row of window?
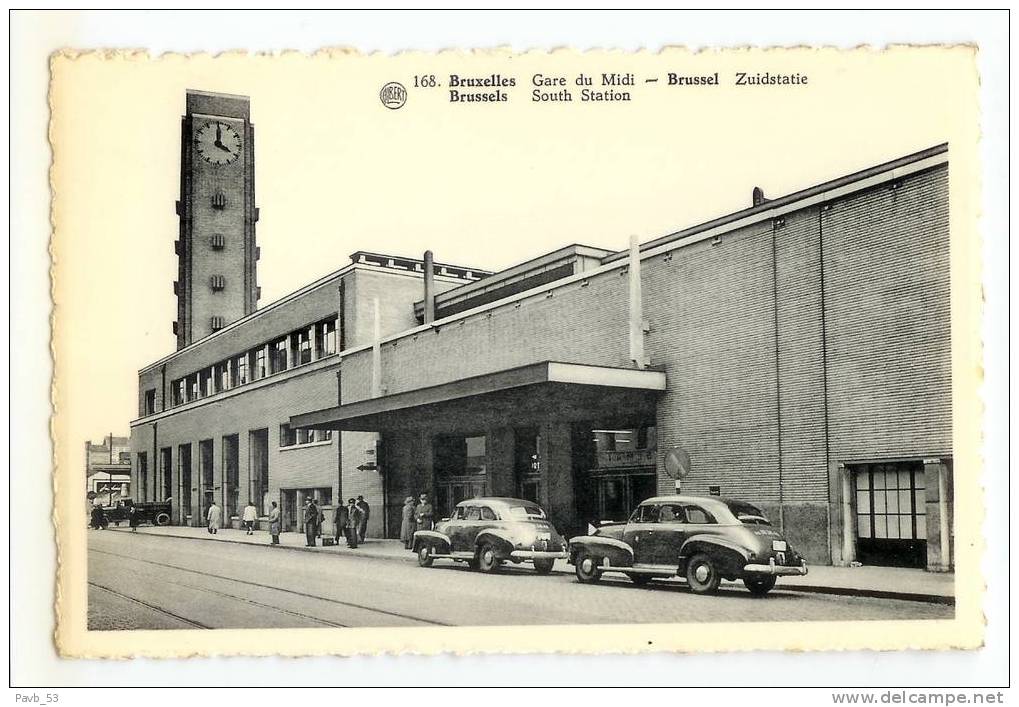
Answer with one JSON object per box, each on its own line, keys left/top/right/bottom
{"left": 168, "top": 317, "right": 338, "bottom": 408}
{"left": 279, "top": 424, "right": 332, "bottom": 447}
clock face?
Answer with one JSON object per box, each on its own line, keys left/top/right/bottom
{"left": 194, "top": 121, "right": 241, "bottom": 165}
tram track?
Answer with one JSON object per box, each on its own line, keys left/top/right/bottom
{"left": 89, "top": 546, "right": 450, "bottom": 627}
{"left": 88, "top": 581, "right": 211, "bottom": 629}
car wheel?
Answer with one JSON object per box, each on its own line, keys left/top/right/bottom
{"left": 685, "top": 553, "right": 721, "bottom": 594}
{"left": 476, "top": 543, "right": 501, "bottom": 573}
{"left": 743, "top": 575, "right": 777, "bottom": 596}
{"left": 627, "top": 573, "right": 653, "bottom": 586}
{"left": 417, "top": 543, "right": 434, "bottom": 568}
{"left": 574, "top": 551, "right": 601, "bottom": 584}
{"left": 533, "top": 558, "right": 555, "bottom": 574}
{"left": 154, "top": 512, "right": 171, "bottom": 526}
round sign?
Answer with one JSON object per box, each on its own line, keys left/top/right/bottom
{"left": 664, "top": 447, "right": 691, "bottom": 479}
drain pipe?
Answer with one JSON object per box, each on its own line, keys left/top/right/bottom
{"left": 628, "top": 235, "right": 645, "bottom": 369}
{"left": 423, "top": 250, "right": 435, "bottom": 324}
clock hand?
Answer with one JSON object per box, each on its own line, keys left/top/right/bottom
{"left": 215, "top": 123, "right": 222, "bottom": 141}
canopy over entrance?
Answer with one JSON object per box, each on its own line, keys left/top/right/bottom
{"left": 290, "top": 361, "right": 666, "bottom": 433}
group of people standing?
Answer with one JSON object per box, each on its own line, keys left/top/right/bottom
{"left": 400, "top": 493, "right": 434, "bottom": 549}
{"left": 301, "top": 496, "right": 371, "bottom": 549}
{"left": 192, "top": 493, "right": 434, "bottom": 551}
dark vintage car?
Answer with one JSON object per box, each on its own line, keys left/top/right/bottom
{"left": 102, "top": 498, "right": 173, "bottom": 527}
{"left": 568, "top": 495, "right": 807, "bottom": 596}
{"left": 413, "top": 497, "right": 568, "bottom": 574}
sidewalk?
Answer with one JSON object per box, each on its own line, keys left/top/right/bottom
{"left": 110, "top": 525, "right": 954, "bottom": 604}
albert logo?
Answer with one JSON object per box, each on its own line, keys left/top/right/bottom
{"left": 379, "top": 82, "right": 407, "bottom": 110}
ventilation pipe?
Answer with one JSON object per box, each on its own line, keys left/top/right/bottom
{"left": 753, "top": 186, "right": 767, "bottom": 206}
{"left": 628, "top": 235, "right": 646, "bottom": 369}
{"left": 423, "top": 250, "right": 436, "bottom": 324}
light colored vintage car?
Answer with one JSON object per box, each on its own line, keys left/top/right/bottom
{"left": 568, "top": 495, "right": 808, "bottom": 595}
{"left": 413, "top": 497, "right": 568, "bottom": 574}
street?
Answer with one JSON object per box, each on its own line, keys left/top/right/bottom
{"left": 87, "top": 530, "right": 953, "bottom": 630}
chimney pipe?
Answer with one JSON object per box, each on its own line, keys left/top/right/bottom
{"left": 423, "top": 250, "right": 436, "bottom": 324}
{"left": 752, "top": 186, "right": 767, "bottom": 207}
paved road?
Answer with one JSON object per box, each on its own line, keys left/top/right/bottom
{"left": 87, "top": 531, "right": 952, "bottom": 630}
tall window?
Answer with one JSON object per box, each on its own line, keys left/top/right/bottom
{"left": 200, "top": 368, "right": 214, "bottom": 397}
{"left": 143, "top": 389, "right": 156, "bottom": 415}
{"left": 187, "top": 374, "right": 199, "bottom": 402}
{"left": 279, "top": 423, "right": 297, "bottom": 448}
{"left": 233, "top": 354, "right": 248, "bottom": 386}
{"left": 173, "top": 379, "right": 185, "bottom": 406}
{"left": 215, "top": 362, "right": 230, "bottom": 392}
{"left": 253, "top": 348, "right": 267, "bottom": 380}
{"left": 271, "top": 339, "right": 288, "bottom": 374}
{"left": 298, "top": 329, "right": 312, "bottom": 365}
{"left": 316, "top": 320, "right": 337, "bottom": 358}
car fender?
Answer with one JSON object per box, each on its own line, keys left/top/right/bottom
{"left": 679, "top": 534, "right": 751, "bottom": 576}
{"left": 568, "top": 535, "right": 635, "bottom": 568}
{"left": 413, "top": 530, "right": 451, "bottom": 554}
{"left": 474, "top": 529, "right": 516, "bottom": 558}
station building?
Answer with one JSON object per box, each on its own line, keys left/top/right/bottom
{"left": 130, "top": 91, "right": 952, "bottom": 570}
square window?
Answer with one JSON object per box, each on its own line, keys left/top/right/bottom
{"left": 899, "top": 515, "right": 914, "bottom": 539}
{"left": 856, "top": 491, "right": 870, "bottom": 514}
{"left": 873, "top": 516, "right": 887, "bottom": 539}
{"left": 856, "top": 472, "right": 869, "bottom": 490}
{"left": 886, "top": 490, "right": 898, "bottom": 513}
{"left": 872, "top": 471, "right": 886, "bottom": 490}
{"left": 886, "top": 517, "right": 901, "bottom": 539}
{"left": 857, "top": 514, "right": 871, "bottom": 538}
{"left": 899, "top": 490, "right": 912, "bottom": 513}
{"left": 898, "top": 469, "right": 912, "bottom": 489}
{"left": 874, "top": 492, "right": 886, "bottom": 514}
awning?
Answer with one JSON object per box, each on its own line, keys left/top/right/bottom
{"left": 291, "top": 361, "right": 666, "bottom": 432}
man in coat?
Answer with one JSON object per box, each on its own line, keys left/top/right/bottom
{"left": 206, "top": 501, "right": 222, "bottom": 534}
{"left": 355, "top": 495, "right": 370, "bottom": 542}
{"left": 400, "top": 496, "right": 417, "bottom": 550}
{"left": 415, "top": 493, "right": 434, "bottom": 532}
{"left": 333, "top": 502, "right": 349, "bottom": 546}
{"left": 304, "top": 499, "right": 320, "bottom": 547}
{"left": 268, "top": 501, "right": 281, "bottom": 545}
{"left": 344, "top": 498, "right": 362, "bottom": 549}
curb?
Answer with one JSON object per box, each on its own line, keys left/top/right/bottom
{"left": 109, "top": 528, "right": 954, "bottom": 605}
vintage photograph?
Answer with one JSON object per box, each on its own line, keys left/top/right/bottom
{"left": 48, "top": 45, "right": 983, "bottom": 658}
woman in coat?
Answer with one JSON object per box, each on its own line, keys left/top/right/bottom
{"left": 400, "top": 496, "right": 417, "bottom": 549}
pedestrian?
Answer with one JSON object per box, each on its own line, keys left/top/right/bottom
{"left": 128, "top": 505, "right": 139, "bottom": 532}
{"left": 400, "top": 496, "right": 417, "bottom": 550}
{"left": 355, "top": 495, "right": 370, "bottom": 542}
{"left": 333, "top": 501, "right": 349, "bottom": 546}
{"left": 415, "top": 493, "right": 434, "bottom": 532}
{"left": 268, "top": 501, "right": 281, "bottom": 545}
{"left": 207, "top": 501, "right": 222, "bottom": 534}
{"left": 344, "top": 498, "right": 361, "bottom": 549}
{"left": 242, "top": 500, "right": 257, "bottom": 535}
{"left": 304, "top": 499, "right": 319, "bottom": 547}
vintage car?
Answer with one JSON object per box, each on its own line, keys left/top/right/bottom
{"left": 102, "top": 498, "right": 173, "bottom": 527}
{"left": 413, "top": 497, "right": 569, "bottom": 574}
{"left": 568, "top": 495, "right": 807, "bottom": 596}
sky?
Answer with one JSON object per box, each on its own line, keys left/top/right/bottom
{"left": 49, "top": 47, "right": 976, "bottom": 451}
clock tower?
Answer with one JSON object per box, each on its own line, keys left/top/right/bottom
{"left": 174, "top": 90, "right": 259, "bottom": 349}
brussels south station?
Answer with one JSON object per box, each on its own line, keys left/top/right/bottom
{"left": 130, "top": 91, "right": 954, "bottom": 571}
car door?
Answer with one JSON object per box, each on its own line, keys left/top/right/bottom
{"left": 648, "top": 503, "right": 691, "bottom": 565}
{"left": 623, "top": 503, "right": 660, "bottom": 565}
{"left": 452, "top": 504, "right": 483, "bottom": 552}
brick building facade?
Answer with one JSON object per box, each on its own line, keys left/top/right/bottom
{"left": 291, "top": 145, "right": 953, "bottom": 571}
{"left": 132, "top": 135, "right": 952, "bottom": 570}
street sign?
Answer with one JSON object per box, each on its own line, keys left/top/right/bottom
{"left": 664, "top": 447, "right": 691, "bottom": 479}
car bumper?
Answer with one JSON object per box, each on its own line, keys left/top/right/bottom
{"left": 744, "top": 559, "right": 809, "bottom": 576}
{"left": 510, "top": 550, "right": 569, "bottom": 561}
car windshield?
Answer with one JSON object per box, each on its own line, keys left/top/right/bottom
{"left": 726, "top": 501, "right": 771, "bottom": 525}
{"left": 506, "top": 504, "right": 546, "bottom": 520}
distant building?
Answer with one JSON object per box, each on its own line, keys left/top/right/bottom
{"left": 86, "top": 434, "right": 131, "bottom": 504}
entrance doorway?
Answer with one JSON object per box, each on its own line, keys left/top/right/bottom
{"left": 160, "top": 447, "right": 172, "bottom": 502}
{"left": 592, "top": 472, "right": 657, "bottom": 522}
{"left": 199, "top": 439, "right": 214, "bottom": 522}
{"left": 433, "top": 433, "right": 487, "bottom": 519}
{"left": 514, "top": 427, "right": 541, "bottom": 503}
{"left": 249, "top": 429, "right": 269, "bottom": 515}
{"left": 222, "top": 434, "right": 239, "bottom": 519}
{"left": 178, "top": 443, "right": 192, "bottom": 525}
{"left": 852, "top": 461, "right": 927, "bottom": 568}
